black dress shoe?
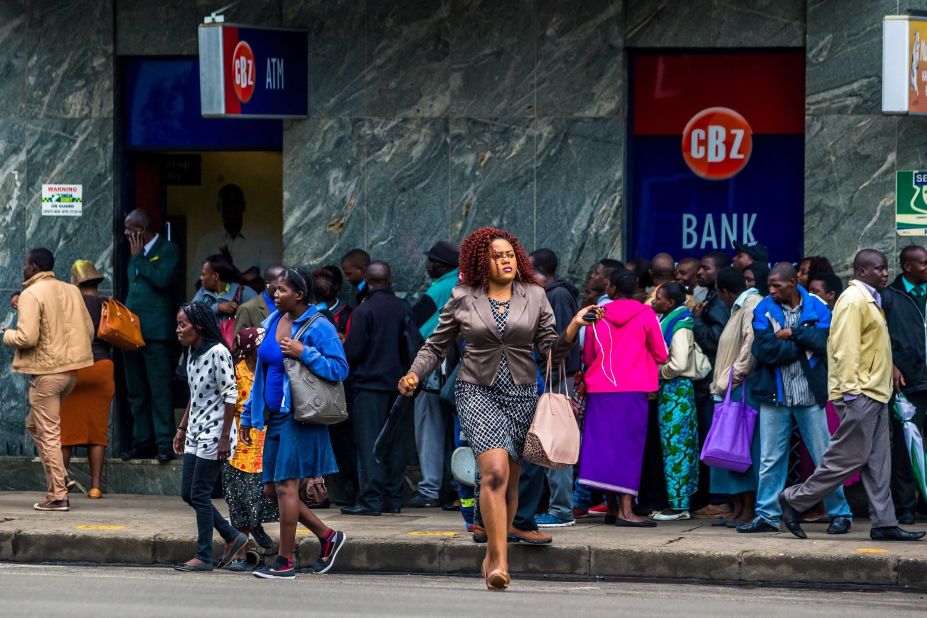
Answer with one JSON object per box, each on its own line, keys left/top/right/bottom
{"left": 156, "top": 451, "right": 176, "bottom": 463}
{"left": 736, "top": 517, "right": 778, "bottom": 533}
{"left": 897, "top": 508, "right": 916, "bottom": 526}
{"left": 870, "top": 526, "right": 926, "bottom": 541}
{"left": 383, "top": 507, "right": 401, "bottom": 514}
{"left": 405, "top": 493, "right": 440, "bottom": 508}
{"left": 777, "top": 493, "right": 807, "bottom": 539}
{"left": 826, "top": 516, "right": 852, "bottom": 535}
{"left": 340, "top": 505, "right": 381, "bottom": 516}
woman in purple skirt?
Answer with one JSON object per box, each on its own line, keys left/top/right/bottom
{"left": 578, "top": 268, "right": 668, "bottom": 527}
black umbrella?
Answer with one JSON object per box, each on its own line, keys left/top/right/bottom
{"left": 374, "top": 393, "right": 416, "bottom": 465}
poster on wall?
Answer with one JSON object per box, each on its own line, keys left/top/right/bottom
{"left": 629, "top": 51, "right": 805, "bottom": 263}
{"left": 896, "top": 171, "right": 927, "bottom": 236}
{"left": 41, "top": 184, "right": 83, "bottom": 217}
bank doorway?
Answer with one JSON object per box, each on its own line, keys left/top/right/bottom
{"left": 117, "top": 57, "right": 284, "bottom": 455}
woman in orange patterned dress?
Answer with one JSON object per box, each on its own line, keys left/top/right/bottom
{"left": 223, "top": 327, "right": 279, "bottom": 571}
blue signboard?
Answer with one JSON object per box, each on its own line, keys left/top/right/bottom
{"left": 199, "top": 24, "right": 309, "bottom": 118}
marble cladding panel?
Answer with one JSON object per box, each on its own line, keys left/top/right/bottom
{"left": 626, "top": 0, "right": 804, "bottom": 48}
{"left": 805, "top": 0, "right": 895, "bottom": 116}
{"left": 803, "top": 114, "right": 897, "bottom": 277}
{"left": 366, "top": 0, "right": 450, "bottom": 118}
{"left": 0, "top": 119, "right": 28, "bottom": 291}
{"left": 0, "top": 117, "right": 114, "bottom": 456}
{"left": 282, "top": 117, "right": 366, "bottom": 268}
{"left": 116, "top": 0, "right": 282, "bottom": 56}
{"left": 449, "top": 118, "right": 536, "bottom": 246}
{"left": 449, "top": 0, "right": 536, "bottom": 117}
{"left": 24, "top": 0, "right": 114, "bottom": 119}
{"left": 535, "top": 0, "right": 623, "bottom": 117}
{"left": 364, "top": 118, "right": 450, "bottom": 293}
{"left": 283, "top": 0, "right": 366, "bottom": 117}
{"left": 0, "top": 371, "right": 30, "bottom": 456}
{"left": 625, "top": 0, "right": 714, "bottom": 47}
{"left": 534, "top": 117, "right": 624, "bottom": 285}
{"left": 0, "top": 0, "right": 26, "bottom": 118}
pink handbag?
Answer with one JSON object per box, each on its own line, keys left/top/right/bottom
{"left": 522, "top": 355, "right": 581, "bottom": 469}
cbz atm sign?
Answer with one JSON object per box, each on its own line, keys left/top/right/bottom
{"left": 199, "top": 24, "right": 308, "bottom": 118}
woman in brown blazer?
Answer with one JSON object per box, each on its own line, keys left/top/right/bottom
{"left": 399, "top": 227, "right": 600, "bottom": 590}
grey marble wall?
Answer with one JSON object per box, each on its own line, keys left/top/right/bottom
{"left": 0, "top": 0, "right": 115, "bottom": 455}
{"left": 281, "top": 0, "right": 626, "bottom": 291}
{"left": 803, "top": 0, "right": 927, "bottom": 276}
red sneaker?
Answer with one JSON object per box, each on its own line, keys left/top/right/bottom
{"left": 573, "top": 507, "right": 589, "bottom": 519}
{"left": 588, "top": 503, "right": 608, "bottom": 516}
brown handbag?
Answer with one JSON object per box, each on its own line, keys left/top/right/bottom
{"left": 98, "top": 297, "right": 146, "bottom": 351}
{"left": 299, "top": 477, "right": 328, "bottom": 507}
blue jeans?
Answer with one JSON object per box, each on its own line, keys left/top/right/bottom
{"left": 755, "top": 403, "right": 852, "bottom": 525}
{"left": 414, "top": 387, "right": 448, "bottom": 500}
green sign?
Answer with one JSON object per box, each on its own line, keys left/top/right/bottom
{"left": 898, "top": 171, "right": 927, "bottom": 236}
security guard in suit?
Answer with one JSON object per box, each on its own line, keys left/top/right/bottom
{"left": 123, "top": 209, "right": 181, "bottom": 461}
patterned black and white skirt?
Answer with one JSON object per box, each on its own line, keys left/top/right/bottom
{"left": 455, "top": 366, "right": 538, "bottom": 461}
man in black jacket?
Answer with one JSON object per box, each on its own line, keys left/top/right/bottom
{"left": 693, "top": 251, "right": 732, "bottom": 366}
{"left": 508, "top": 249, "right": 580, "bottom": 533}
{"left": 691, "top": 251, "right": 733, "bottom": 516}
{"left": 340, "top": 261, "right": 408, "bottom": 516}
{"left": 883, "top": 245, "right": 927, "bottom": 525}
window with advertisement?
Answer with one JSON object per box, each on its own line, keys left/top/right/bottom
{"left": 628, "top": 51, "right": 806, "bottom": 263}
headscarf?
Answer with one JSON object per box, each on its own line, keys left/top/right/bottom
{"left": 179, "top": 301, "right": 226, "bottom": 360}
{"left": 235, "top": 327, "right": 265, "bottom": 358}
{"left": 659, "top": 305, "right": 694, "bottom": 347}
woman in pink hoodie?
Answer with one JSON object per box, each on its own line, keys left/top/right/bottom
{"left": 577, "top": 269, "right": 668, "bottom": 526}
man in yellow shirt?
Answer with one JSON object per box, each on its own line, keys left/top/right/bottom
{"left": 779, "top": 250, "right": 925, "bottom": 542}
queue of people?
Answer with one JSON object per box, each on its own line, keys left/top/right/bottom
{"left": 6, "top": 215, "right": 927, "bottom": 587}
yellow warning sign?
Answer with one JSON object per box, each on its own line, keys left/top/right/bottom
{"left": 408, "top": 531, "right": 459, "bottom": 537}
{"left": 75, "top": 525, "right": 126, "bottom": 530}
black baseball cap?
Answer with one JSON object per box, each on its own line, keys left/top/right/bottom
{"left": 733, "top": 241, "right": 768, "bottom": 263}
{"left": 424, "top": 241, "right": 459, "bottom": 266}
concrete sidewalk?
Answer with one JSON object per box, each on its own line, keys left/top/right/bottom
{"left": 1, "top": 491, "right": 926, "bottom": 588}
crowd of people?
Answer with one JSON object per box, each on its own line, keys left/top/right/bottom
{"left": 5, "top": 212, "right": 927, "bottom": 587}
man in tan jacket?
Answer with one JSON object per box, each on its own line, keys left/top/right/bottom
{"left": 3, "top": 248, "right": 94, "bottom": 511}
{"left": 780, "top": 250, "right": 924, "bottom": 542}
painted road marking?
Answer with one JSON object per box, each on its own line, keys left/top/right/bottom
{"left": 856, "top": 548, "right": 889, "bottom": 554}
{"left": 75, "top": 525, "right": 125, "bottom": 530}
{"left": 408, "top": 531, "right": 458, "bottom": 537}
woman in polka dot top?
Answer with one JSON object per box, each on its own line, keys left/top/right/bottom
{"left": 172, "top": 301, "right": 249, "bottom": 572}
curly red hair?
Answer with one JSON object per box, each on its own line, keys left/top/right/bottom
{"left": 458, "top": 227, "right": 536, "bottom": 289}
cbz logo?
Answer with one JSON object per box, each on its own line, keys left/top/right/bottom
{"left": 232, "top": 41, "right": 255, "bottom": 103}
{"left": 681, "top": 107, "right": 753, "bottom": 181}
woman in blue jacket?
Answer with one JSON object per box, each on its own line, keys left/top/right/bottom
{"left": 240, "top": 266, "right": 349, "bottom": 579}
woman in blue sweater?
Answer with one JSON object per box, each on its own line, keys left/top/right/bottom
{"left": 240, "top": 266, "right": 349, "bottom": 579}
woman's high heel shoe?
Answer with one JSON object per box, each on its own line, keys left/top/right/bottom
{"left": 486, "top": 568, "right": 510, "bottom": 590}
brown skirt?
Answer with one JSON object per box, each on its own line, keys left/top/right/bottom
{"left": 60, "top": 359, "right": 114, "bottom": 446}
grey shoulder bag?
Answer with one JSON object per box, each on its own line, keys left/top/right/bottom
{"left": 284, "top": 313, "right": 348, "bottom": 425}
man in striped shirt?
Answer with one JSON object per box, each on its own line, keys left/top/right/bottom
{"left": 736, "top": 263, "right": 853, "bottom": 535}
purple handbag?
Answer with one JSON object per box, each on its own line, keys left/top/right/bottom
{"left": 700, "top": 369, "right": 758, "bottom": 473}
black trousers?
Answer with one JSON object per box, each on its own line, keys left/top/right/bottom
{"left": 891, "top": 390, "right": 927, "bottom": 511}
{"left": 181, "top": 454, "right": 237, "bottom": 562}
{"left": 353, "top": 389, "right": 404, "bottom": 511}
{"left": 124, "top": 340, "right": 175, "bottom": 453}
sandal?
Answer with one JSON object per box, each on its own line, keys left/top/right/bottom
{"left": 227, "top": 559, "right": 249, "bottom": 572}
{"left": 486, "top": 568, "right": 510, "bottom": 591}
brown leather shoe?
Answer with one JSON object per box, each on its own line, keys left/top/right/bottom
{"left": 508, "top": 527, "right": 552, "bottom": 545}
{"left": 691, "top": 504, "right": 732, "bottom": 519}
{"left": 34, "top": 499, "right": 70, "bottom": 512}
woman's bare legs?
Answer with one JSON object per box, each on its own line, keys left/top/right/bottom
{"left": 477, "top": 449, "right": 512, "bottom": 575}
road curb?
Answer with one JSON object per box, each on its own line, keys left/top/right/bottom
{"left": 0, "top": 529, "right": 924, "bottom": 589}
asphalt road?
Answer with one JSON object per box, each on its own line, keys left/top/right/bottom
{"left": 0, "top": 564, "right": 923, "bottom": 617}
